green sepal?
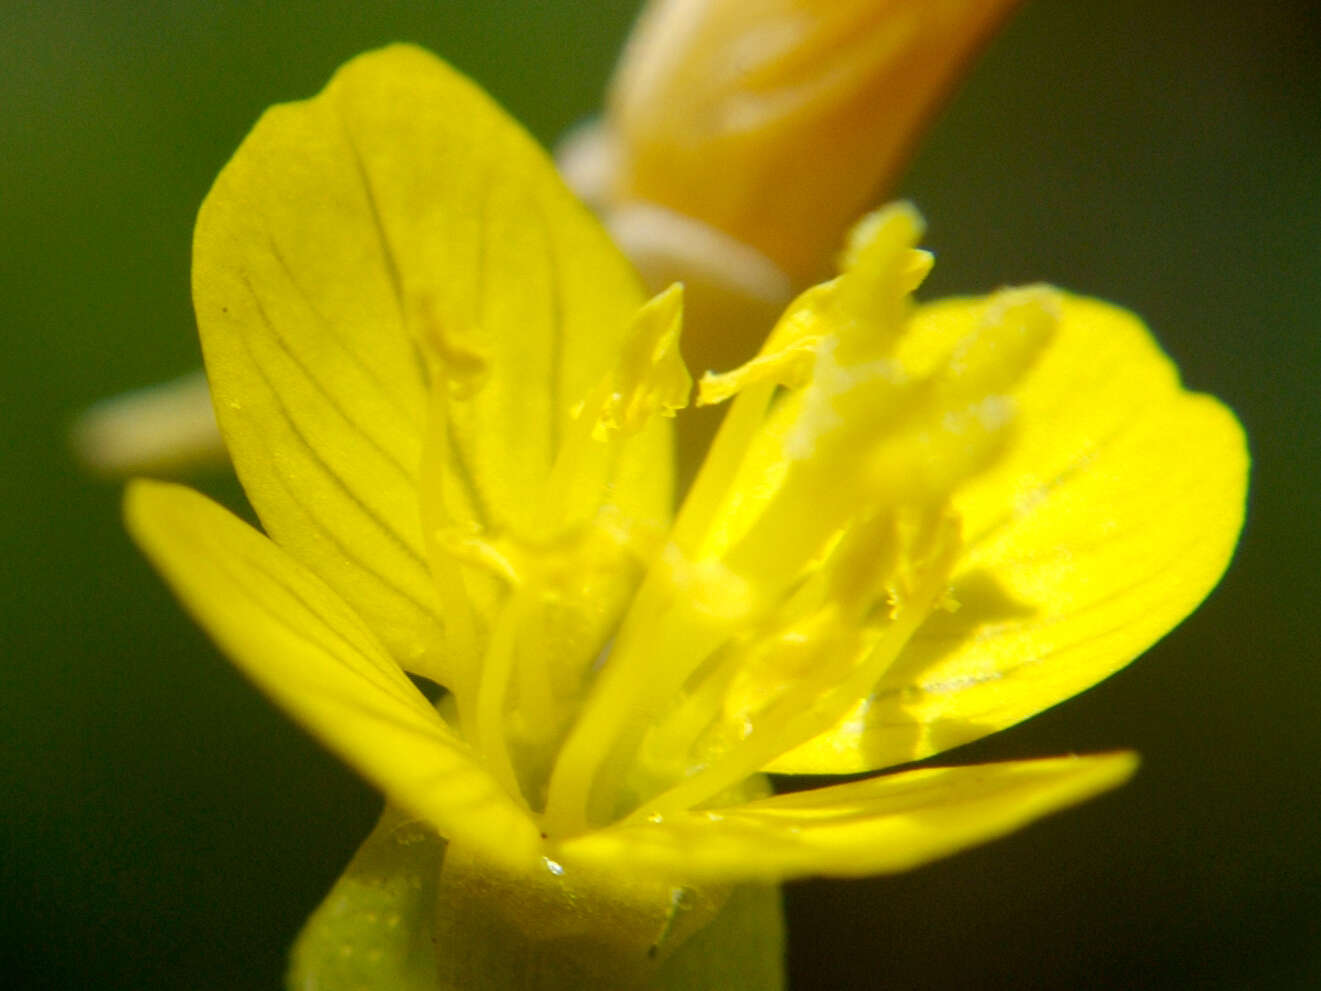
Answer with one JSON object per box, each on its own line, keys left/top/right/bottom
{"left": 288, "top": 807, "right": 445, "bottom": 990}
{"left": 652, "top": 882, "right": 785, "bottom": 991}
{"left": 289, "top": 807, "right": 785, "bottom": 990}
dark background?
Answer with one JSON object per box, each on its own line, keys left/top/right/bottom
{"left": 3, "top": 2, "right": 1317, "bottom": 988}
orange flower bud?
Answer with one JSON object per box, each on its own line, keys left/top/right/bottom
{"left": 571, "top": 0, "right": 1022, "bottom": 284}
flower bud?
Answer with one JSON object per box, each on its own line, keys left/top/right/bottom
{"left": 615, "top": 0, "right": 1020, "bottom": 278}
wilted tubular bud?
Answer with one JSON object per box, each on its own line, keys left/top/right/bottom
{"left": 560, "top": 0, "right": 1022, "bottom": 370}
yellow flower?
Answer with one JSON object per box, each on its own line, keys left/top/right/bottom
{"left": 126, "top": 46, "right": 1246, "bottom": 989}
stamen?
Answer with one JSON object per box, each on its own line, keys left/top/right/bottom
{"left": 417, "top": 392, "right": 483, "bottom": 699}
{"left": 675, "top": 203, "right": 927, "bottom": 563}
{"left": 828, "top": 203, "right": 926, "bottom": 361}
{"left": 415, "top": 294, "right": 489, "bottom": 398}
{"left": 627, "top": 513, "right": 962, "bottom": 821}
{"left": 434, "top": 525, "right": 522, "bottom": 586}
{"left": 541, "top": 548, "right": 751, "bottom": 836}
{"left": 473, "top": 590, "right": 533, "bottom": 809}
{"left": 541, "top": 208, "right": 1064, "bottom": 839}
{"left": 582, "top": 283, "right": 691, "bottom": 441}
{"left": 669, "top": 378, "right": 778, "bottom": 553}
{"left": 933, "top": 285, "right": 1058, "bottom": 404}
{"left": 640, "top": 508, "right": 898, "bottom": 784}
{"left": 695, "top": 345, "right": 816, "bottom": 408}
{"left": 532, "top": 285, "right": 690, "bottom": 538}
{"left": 440, "top": 505, "right": 667, "bottom": 820}
{"left": 693, "top": 282, "right": 838, "bottom": 408}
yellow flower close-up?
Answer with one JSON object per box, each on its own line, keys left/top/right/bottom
{"left": 123, "top": 40, "right": 1246, "bottom": 989}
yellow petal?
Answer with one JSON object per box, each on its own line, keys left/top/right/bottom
{"left": 770, "top": 295, "right": 1248, "bottom": 773}
{"left": 608, "top": 0, "right": 1023, "bottom": 281}
{"left": 124, "top": 479, "right": 541, "bottom": 868}
{"left": 192, "top": 44, "right": 668, "bottom": 681}
{"left": 561, "top": 753, "right": 1136, "bottom": 882}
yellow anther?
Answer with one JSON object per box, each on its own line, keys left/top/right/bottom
{"left": 936, "top": 589, "right": 961, "bottom": 614}
{"left": 841, "top": 212, "right": 934, "bottom": 294}
{"left": 783, "top": 339, "right": 907, "bottom": 462}
{"left": 839, "top": 203, "right": 925, "bottom": 272}
{"left": 819, "top": 509, "right": 901, "bottom": 619}
{"left": 719, "top": 610, "right": 856, "bottom": 728}
{"left": 864, "top": 393, "right": 1016, "bottom": 506}
{"left": 935, "top": 285, "right": 1059, "bottom": 402}
{"left": 439, "top": 507, "right": 662, "bottom": 606}
{"left": 696, "top": 340, "right": 818, "bottom": 407}
{"left": 903, "top": 250, "right": 936, "bottom": 293}
{"left": 700, "top": 204, "right": 929, "bottom": 409}
{"left": 655, "top": 543, "right": 756, "bottom": 623}
{"left": 591, "top": 283, "right": 692, "bottom": 440}
{"left": 434, "top": 526, "right": 523, "bottom": 586}
{"left": 415, "top": 295, "right": 489, "bottom": 399}
{"left": 694, "top": 280, "right": 835, "bottom": 406}
{"left": 830, "top": 203, "right": 926, "bottom": 357}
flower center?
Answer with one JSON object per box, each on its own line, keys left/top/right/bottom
{"left": 429, "top": 204, "right": 1059, "bottom": 840}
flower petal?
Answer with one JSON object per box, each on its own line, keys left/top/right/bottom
{"left": 560, "top": 753, "right": 1136, "bottom": 882}
{"left": 192, "top": 45, "right": 666, "bottom": 680}
{"left": 124, "top": 479, "right": 541, "bottom": 867}
{"left": 770, "top": 295, "right": 1248, "bottom": 773}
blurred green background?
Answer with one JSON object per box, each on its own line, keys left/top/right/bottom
{"left": 3, "top": 1, "right": 1317, "bottom": 988}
